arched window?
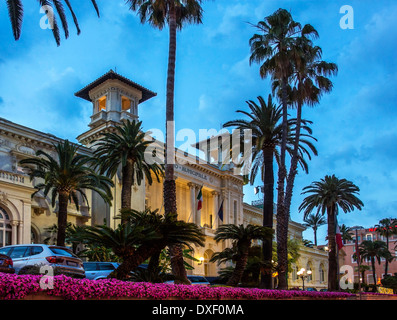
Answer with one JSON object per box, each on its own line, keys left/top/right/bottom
{"left": 319, "top": 264, "right": 325, "bottom": 283}
{"left": 0, "top": 207, "right": 12, "bottom": 247}
{"left": 292, "top": 265, "right": 298, "bottom": 281}
{"left": 204, "top": 249, "right": 215, "bottom": 277}
{"left": 306, "top": 263, "right": 313, "bottom": 282}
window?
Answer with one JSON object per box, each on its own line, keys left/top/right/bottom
{"left": 121, "top": 96, "right": 132, "bottom": 111}
{"left": 319, "top": 265, "right": 325, "bottom": 283}
{"left": 98, "top": 263, "right": 116, "bottom": 271}
{"left": 49, "top": 247, "right": 77, "bottom": 258}
{"left": 9, "top": 246, "right": 29, "bottom": 259}
{"left": 292, "top": 266, "right": 297, "bottom": 281}
{"left": 233, "top": 201, "right": 238, "bottom": 225}
{"left": 83, "top": 263, "right": 98, "bottom": 271}
{"left": 98, "top": 96, "right": 107, "bottom": 111}
{"left": 306, "top": 264, "right": 313, "bottom": 282}
{"left": 30, "top": 246, "right": 44, "bottom": 256}
{"left": 0, "top": 247, "right": 11, "bottom": 256}
{"left": 0, "top": 208, "right": 12, "bottom": 247}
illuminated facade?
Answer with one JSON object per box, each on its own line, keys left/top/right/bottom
{"left": 0, "top": 70, "right": 329, "bottom": 288}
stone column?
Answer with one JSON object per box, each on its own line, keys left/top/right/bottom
{"left": 212, "top": 191, "right": 219, "bottom": 229}
{"left": 11, "top": 221, "right": 18, "bottom": 245}
{"left": 187, "top": 183, "right": 196, "bottom": 223}
{"left": 18, "top": 221, "right": 23, "bottom": 244}
{"left": 196, "top": 185, "right": 202, "bottom": 227}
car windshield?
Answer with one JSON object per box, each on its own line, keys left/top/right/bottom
{"left": 49, "top": 247, "right": 77, "bottom": 258}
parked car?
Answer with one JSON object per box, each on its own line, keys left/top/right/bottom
{"left": 306, "top": 287, "right": 318, "bottom": 291}
{"left": 165, "top": 275, "right": 211, "bottom": 286}
{"left": 0, "top": 244, "right": 85, "bottom": 278}
{"left": 83, "top": 262, "right": 119, "bottom": 280}
{"left": 0, "top": 254, "right": 15, "bottom": 274}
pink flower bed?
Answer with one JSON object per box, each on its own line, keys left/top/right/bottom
{"left": 0, "top": 273, "right": 355, "bottom": 300}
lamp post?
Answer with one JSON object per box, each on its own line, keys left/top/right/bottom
{"left": 297, "top": 268, "right": 312, "bottom": 291}
{"left": 351, "top": 226, "right": 364, "bottom": 300}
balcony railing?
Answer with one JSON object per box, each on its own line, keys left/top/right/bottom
{"left": 0, "top": 170, "right": 29, "bottom": 186}
{"left": 90, "top": 110, "right": 108, "bottom": 127}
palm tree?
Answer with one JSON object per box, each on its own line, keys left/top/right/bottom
{"left": 73, "top": 208, "right": 205, "bottom": 280}
{"left": 375, "top": 218, "right": 397, "bottom": 276}
{"left": 213, "top": 224, "right": 273, "bottom": 287}
{"left": 223, "top": 94, "right": 317, "bottom": 288}
{"left": 92, "top": 120, "right": 163, "bottom": 213}
{"left": 359, "top": 240, "right": 390, "bottom": 287}
{"left": 19, "top": 140, "right": 114, "bottom": 246}
{"left": 299, "top": 175, "right": 363, "bottom": 291}
{"left": 249, "top": 8, "right": 319, "bottom": 290}
{"left": 302, "top": 212, "right": 326, "bottom": 246}
{"left": 339, "top": 224, "right": 353, "bottom": 243}
{"left": 70, "top": 220, "right": 159, "bottom": 279}
{"left": 126, "top": 0, "right": 206, "bottom": 284}
{"left": 359, "top": 264, "right": 371, "bottom": 285}
{"left": 6, "top": 0, "right": 100, "bottom": 46}
{"left": 282, "top": 38, "right": 338, "bottom": 249}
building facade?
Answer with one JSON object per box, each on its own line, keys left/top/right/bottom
{"left": 341, "top": 227, "right": 397, "bottom": 284}
{"left": 0, "top": 70, "right": 329, "bottom": 288}
{"left": 243, "top": 203, "right": 329, "bottom": 290}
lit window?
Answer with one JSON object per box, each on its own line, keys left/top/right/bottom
{"left": 121, "top": 96, "right": 132, "bottom": 111}
{"left": 98, "top": 96, "right": 107, "bottom": 111}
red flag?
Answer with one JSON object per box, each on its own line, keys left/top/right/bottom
{"left": 197, "top": 187, "right": 203, "bottom": 211}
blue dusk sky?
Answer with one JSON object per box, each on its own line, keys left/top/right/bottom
{"left": 0, "top": 0, "right": 396, "bottom": 245}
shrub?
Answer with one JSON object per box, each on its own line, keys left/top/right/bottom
{"left": 0, "top": 273, "right": 358, "bottom": 300}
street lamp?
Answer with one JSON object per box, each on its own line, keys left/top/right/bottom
{"left": 297, "top": 268, "right": 312, "bottom": 291}
{"left": 351, "top": 225, "right": 364, "bottom": 299}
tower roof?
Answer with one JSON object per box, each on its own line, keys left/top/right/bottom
{"left": 74, "top": 69, "right": 157, "bottom": 103}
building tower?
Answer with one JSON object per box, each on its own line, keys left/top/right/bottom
{"left": 74, "top": 70, "right": 157, "bottom": 225}
{"left": 75, "top": 69, "right": 156, "bottom": 147}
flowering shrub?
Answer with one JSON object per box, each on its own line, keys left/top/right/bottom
{"left": 0, "top": 273, "right": 357, "bottom": 300}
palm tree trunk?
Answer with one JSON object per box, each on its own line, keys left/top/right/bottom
{"left": 227, "top": 248, "right": 249, "bottom": 287}
{"left": 276, "top": 76, "right": 289, "bottom": 290}
{"left": 385, "top": 236, "right": 389, "bottom": 276}
{"left": 112, "top": 243, "right": 164, "bottom": 280}
{"left": 260, "top": 147, "right": 274, "bottom": 289}
{"left": 371, "top": 257, "right": 376, "bottom": 286}
{"left": 148, "top": 250, "right": 161, "bottom": 273}
{"left": 164, "top": 5, "right": 189, "bottom": 285}
{"left": 121, "top": 159, "right": 134, "bottom": 210}
{"left": 284, "top": 100, "right": 303, "bottom": 223}
{"left": 327, "top": 205, "right": 337, "bottom": 291}
{"left": 313, "top": 226, "right": 318, "bottom": 247}
{"left": 57, "top": 191, "right": 69, "bottom": 247}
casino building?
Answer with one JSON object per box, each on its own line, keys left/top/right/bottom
{"left": 0, "top": 70, "right": 329, "bottom": 289}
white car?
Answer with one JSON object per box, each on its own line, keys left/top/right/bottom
{"left": 0, "top": 244, "right": 85, "bottom": 278}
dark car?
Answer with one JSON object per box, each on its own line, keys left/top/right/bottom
{"left": 83, "top": 262, "right": 119, "bottom": 280}
{"left": 0, "top": 254, "right": 15, "bottom": 274}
